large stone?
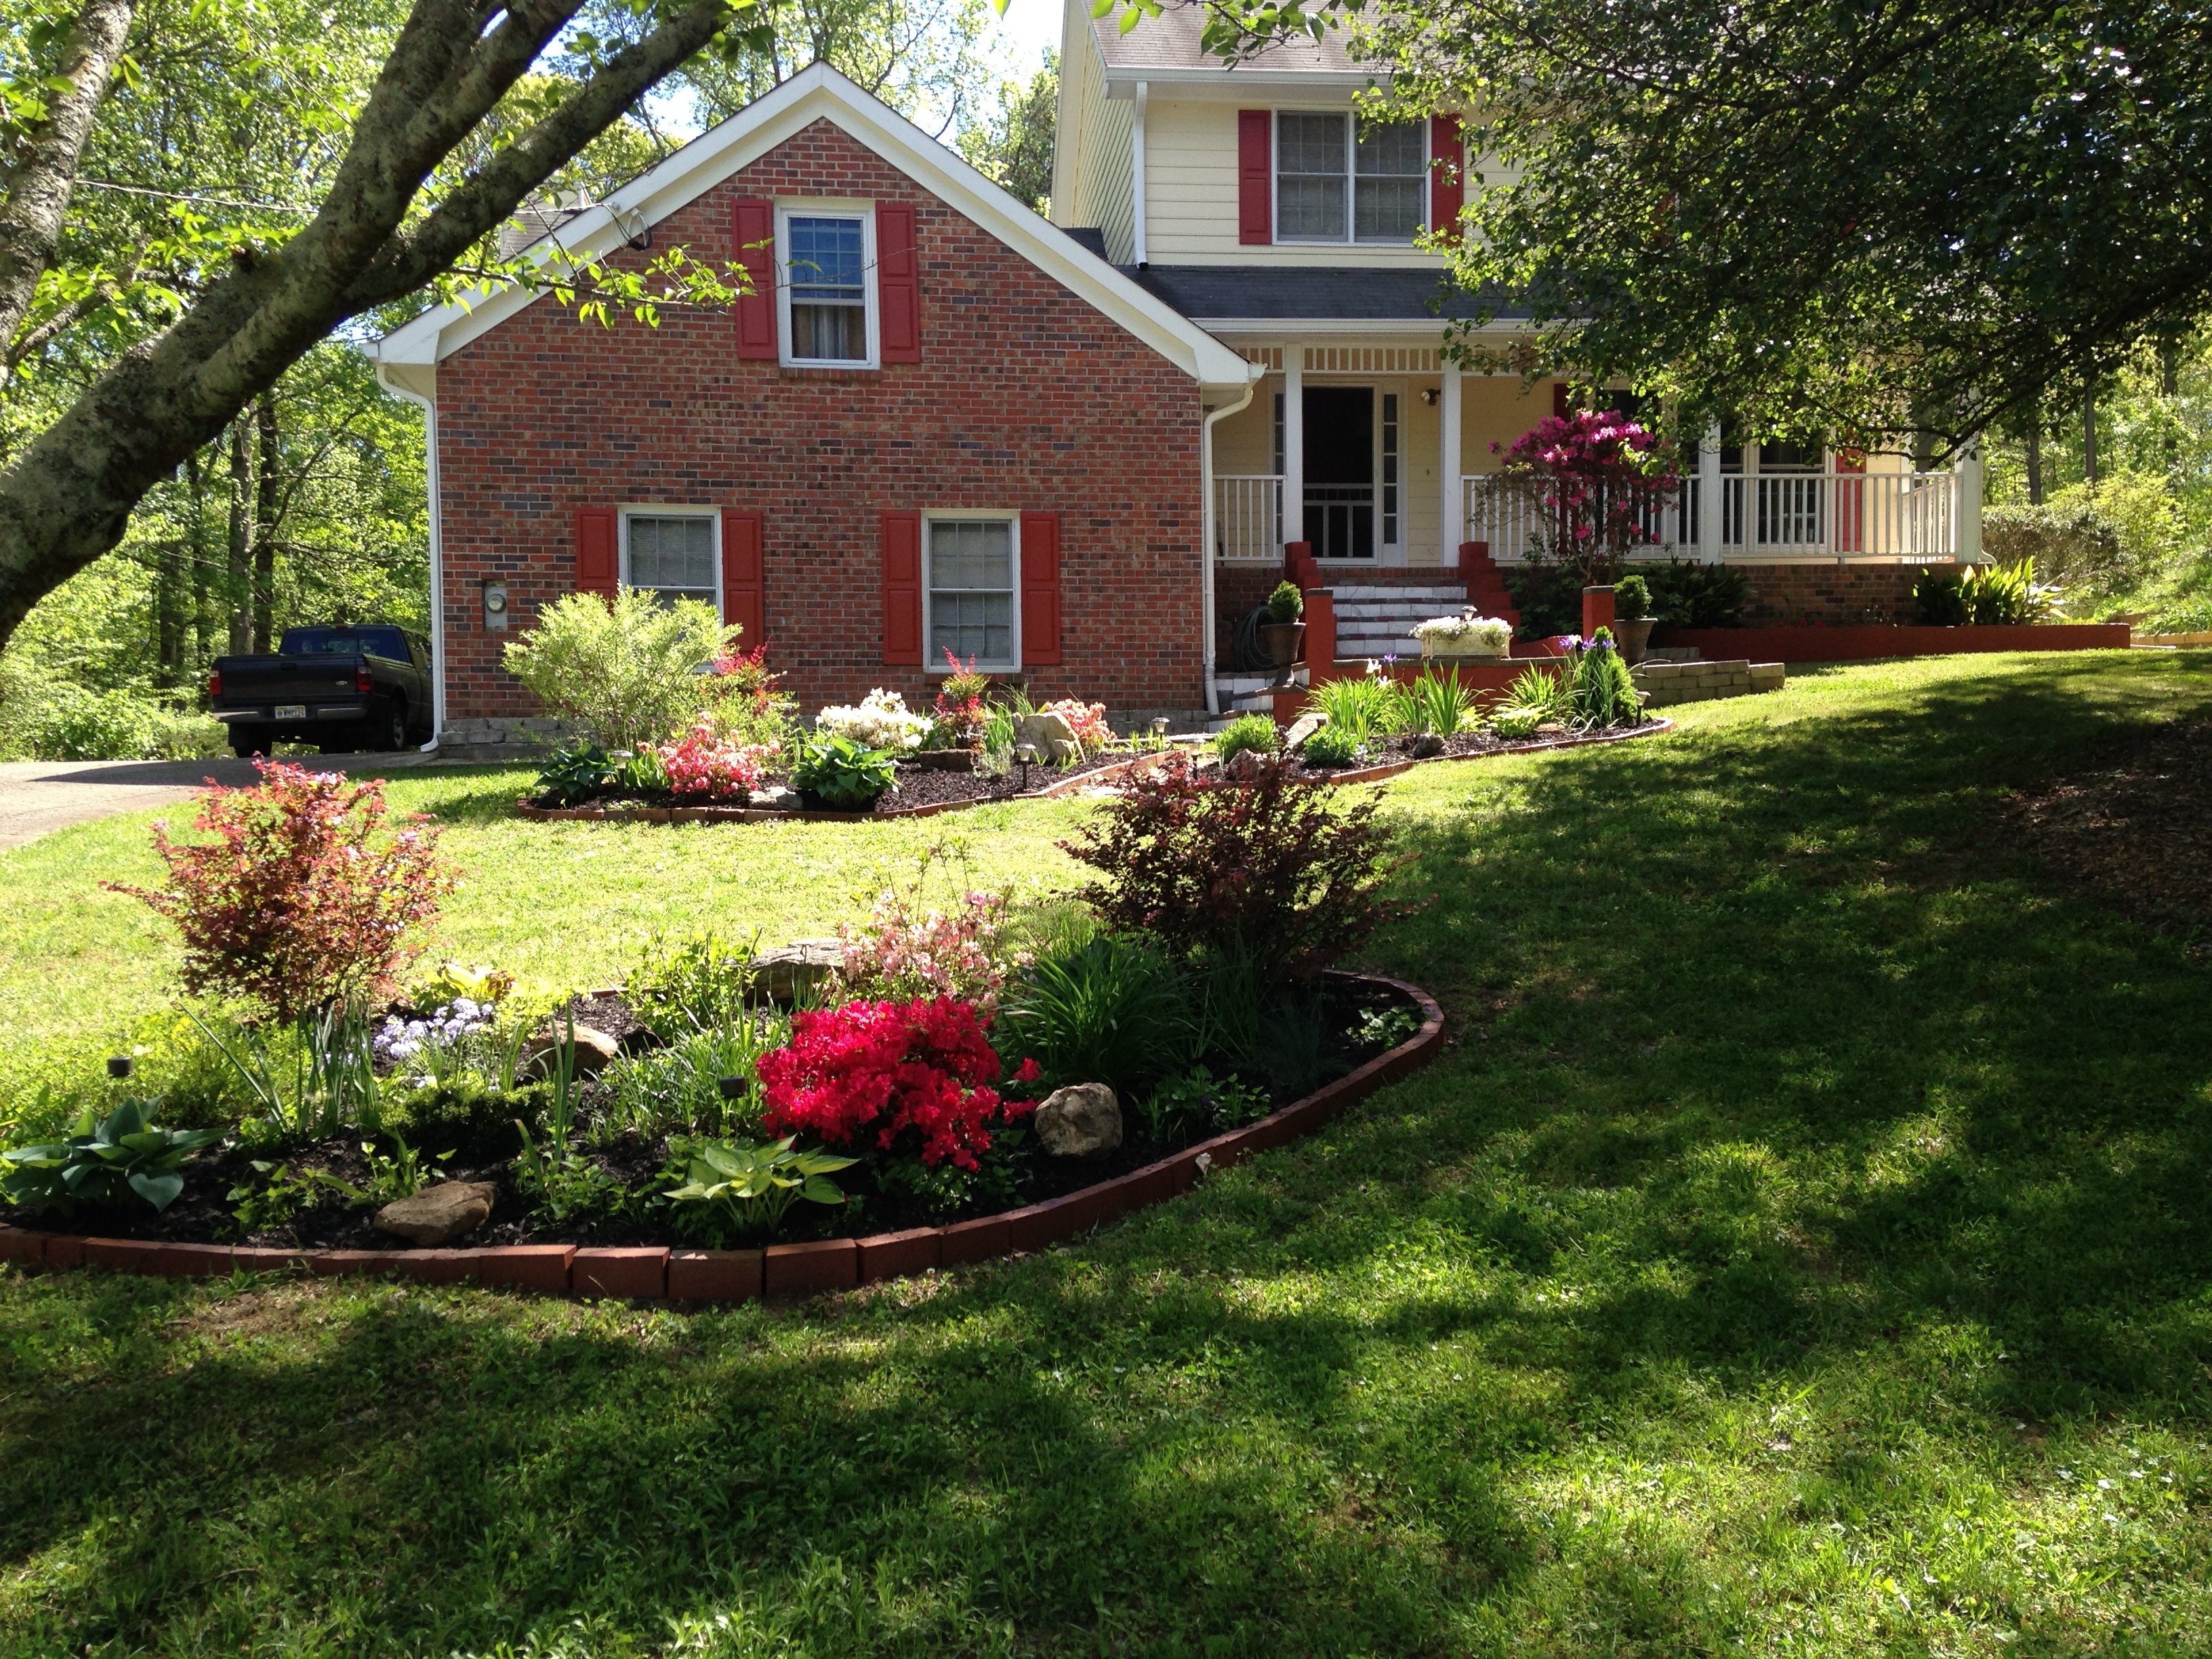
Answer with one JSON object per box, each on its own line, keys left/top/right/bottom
{"left": 748, "top": 939, "right": 844, "bottom": 1006}
{"left": 1033, "top": 1083, "right": 1122, "bottom": 1159}
{"left": 1284, "top": 712, "right": 1328, "bottom": 751}
{"left": 1014, "top": 710, "right": 1081, "bottom": 763}
{"left": 375, "top": 1181, "right": 497, "bottom": 1246}
{"left": 520, "top": 1022, "right": 621, "bottom": 1080}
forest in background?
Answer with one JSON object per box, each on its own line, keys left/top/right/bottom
{"left": 0, "top": 0, "right": 1056, "bottom": 761}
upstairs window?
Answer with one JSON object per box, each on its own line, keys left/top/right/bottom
{"left": 781, "top": 211, "right": 874, "bottom": 366}
{"left": 1275, "top": 113, "right": 1427, "bottom": 243}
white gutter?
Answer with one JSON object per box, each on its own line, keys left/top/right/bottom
{"left": 1201, "top": 377, "right": 1259, "bottom": 716}
{"left": 1132, "top": 81, "right": 1149, "bottom": 266}
{"left": 375, "top": 367, "right": 444, "bottom": 752}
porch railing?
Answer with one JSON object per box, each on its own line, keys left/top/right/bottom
{"left": 1214, "top": 474, "right": 1284, "bottom": 562}
{"left": 1463, "top": 470, "right": 1959, "bottom": 561}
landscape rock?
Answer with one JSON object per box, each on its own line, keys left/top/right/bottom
{"left": 1015, "top": 711, "right": 1081, "bottom": 763}
{"left": 1410, "top": 733, "right": 1447, "bottom": 759}
{"left": 1284, "top": 712, "right": 1328, "bottom": 750}
{"left": 375, "top": 1181, "right": 497, "bottom": 1246}
{"left": 520, "top": 1022, "right": 621, "bottom": 1080}
{"left": 1033, "top": 1082, "right": 1122, "bottom": 1159}
{"left": 749, "top": 939, "right": 844, "bottom": 1005}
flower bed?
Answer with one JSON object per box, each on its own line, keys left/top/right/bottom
{"left": 1286, "top": 716, "right": 1673, "bottom": 783}
{"left": 0, "top": 972, "right": 1443, "bottom": 1299}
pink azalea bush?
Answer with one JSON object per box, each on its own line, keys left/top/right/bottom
{"left": 838, "top": 884, "right": 1015, "bottom": 1015}
{"left": 1494, "top": 409, "right": 1682, "bottom": 582}
{"left": 648, "top": 722, "right": 775, "bottom": 802}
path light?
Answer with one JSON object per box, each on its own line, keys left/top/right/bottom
{"left": 718, "top": 1076, "right": 744, "bottom": 1102}
{"left": 1151, "top": 716, "right": 1170, "bottom": 750}
{"left": 1015, "top": 742, "right": 1038, "bottom": 790}
{"left": 106, "top": 1055, "right": 134, "bottom": 1080}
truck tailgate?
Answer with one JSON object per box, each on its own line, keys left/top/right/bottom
{"left": 214, "top": 657, "right": 360, "bottom": 706}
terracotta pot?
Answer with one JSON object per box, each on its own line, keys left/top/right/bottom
{"left": 1261, "top": 620, "right": 1306, "bottom": 668}
{"left": 1614, "top": 615, "right": 1656, "bottom": 665}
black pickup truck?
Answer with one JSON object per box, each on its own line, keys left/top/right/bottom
{"left": 207, "top": 625, "right": 433, "bottom": 757}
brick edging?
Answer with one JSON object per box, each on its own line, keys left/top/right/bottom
{"left": 511, "top": 752, "right": 1170, "bottom": 824}
{"left": 0, "top": 973, "right": 1444, "bottom": 1303}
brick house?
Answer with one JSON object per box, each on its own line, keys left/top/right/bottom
{"left": 375, "top": 18, "right": 1984, "bottom": 750}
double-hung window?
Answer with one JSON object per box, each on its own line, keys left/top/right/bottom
{"left": 926, "top": 517, "right": 1017, "bottom": 670}
{"left": 1275, "top": 112, "right": 1427, "bottom": 243}
{"left": 780, "top": 208, "right": 875, "bottom": 366}
{"left": 623, "top": 511, "right": 718, "bottom": 607}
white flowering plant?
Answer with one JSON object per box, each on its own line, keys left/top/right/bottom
{"left": 1411, "top": 611, "right": 1514, "bottom": 652}
{"left": 815, "top": 689, "right": 934, "bottom": 752}
{"left": 373, "top": 997, "right": 503, "bottom": 1088}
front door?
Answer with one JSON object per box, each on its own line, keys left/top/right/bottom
{"left": 1303, "top": 386, "right": 1374, "bottom": 559}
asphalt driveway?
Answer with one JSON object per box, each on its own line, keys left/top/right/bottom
{"left": 0, "top": 752, "right": 439, "bottom": 853}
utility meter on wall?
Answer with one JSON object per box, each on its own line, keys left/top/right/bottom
{"left": 482, "top": 581, "right": 509, "bottom": 630}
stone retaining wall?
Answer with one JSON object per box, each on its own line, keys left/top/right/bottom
{"left": 1632, "top": 659, "right": 1786, "bottom": 707}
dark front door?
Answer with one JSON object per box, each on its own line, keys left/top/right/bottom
{"left": 1303, "top": 386, "right": 1374, "bottom": 559}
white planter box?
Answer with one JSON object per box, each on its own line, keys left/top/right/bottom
{"left": 1420, "top": 636, "right": 1510, "bottom": 659}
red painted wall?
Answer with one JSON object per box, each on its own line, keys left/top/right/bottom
{"left": 434, "top": 120, "right": 1206, "bottom": 722}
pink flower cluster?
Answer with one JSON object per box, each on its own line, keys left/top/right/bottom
{"left": 1040, "top": 697, "right": 1111, "bottom": 752}
{"left": 757, "top": 996, "right": 1037, "bottom": 1169}
{"left": 1496, "top": 409, "right": 1682, "bottom": 550}
{"left": 649, "top": 722, "right": 773, "bottom": 802}
{"left": 838, "top": 885, "right": 1013, "bottom": 1015}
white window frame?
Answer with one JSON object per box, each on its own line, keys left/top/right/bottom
{"left": 777, "top": 201, "right": 879, "bottom": 370}
{"left": 619, "top": 506, "right": 722, "bottom": 610}
{"left": 922, "top": 511, "right": 1022, "bottom": 674}
{"left": 1272, "top": 110, "right": 1427, "bottom": 246}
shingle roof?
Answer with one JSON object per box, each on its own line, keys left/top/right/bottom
{"left": 1091, "top": 3, "right": 1376, "bottom": 75}
{"left": 1124, "top": 265, "right": 1525, "bottom": 323}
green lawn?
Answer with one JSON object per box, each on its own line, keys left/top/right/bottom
{"left": 3, "top": 650, "right": 2212, "bottom": 1656}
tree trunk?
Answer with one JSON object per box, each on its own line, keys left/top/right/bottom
{"left": 2025, "top": 428, "right": 2043, "bottom": 505}
{"left": 184, "top": 447, "right": 213, "bottom": 674}
{"left": 2083, "top": 382, "right": 2100, "bottom": 486}
{"left": 226, "top": 421, "right": 252, "bottom": 655}
{"left": 251, "top": 391, "right": 280, "bottom": 652}
{"left": 2160, "top": 332, "right": 2182, "bottom": 476}
{"left": 153, "top": 535, "right": 185, "bottom": 689}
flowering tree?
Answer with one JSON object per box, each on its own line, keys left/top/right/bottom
{"left": 1493, "top": 411, "right": 1683, "bottom": 585}
{"left": 110, "top": 762, "right": 454, "bottom": 1021}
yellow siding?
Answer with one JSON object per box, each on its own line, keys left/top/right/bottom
{"left": 1050, "top": 7, "right": 1135, "bottom": 264}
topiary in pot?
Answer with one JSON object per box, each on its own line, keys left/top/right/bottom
{"left": 1611, "top": 572, "right": 1657, "bottom": 663}
{"left": 1262, "top": 580, "right": 1307, "bottom": 668}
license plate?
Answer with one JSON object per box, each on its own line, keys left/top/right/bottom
{"left": 274, "top": 704, "right": 307, "bottom": 719}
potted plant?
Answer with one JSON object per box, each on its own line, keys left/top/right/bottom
{"left": 1412, "top": 610, "right": 1514, "bottom": 659}
{"left": 1612, "top": 573, "right": 1656, "bottom": 664}
{"left": 1261, "top": 580, "right": 1306, "bottom": 668}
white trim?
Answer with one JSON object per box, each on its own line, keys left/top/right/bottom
{"left": 775, "top": 201, "right": 879, "bottom": 369}
{"left": 619, "top": 506, "right": 723, "bottom": 609}
{"left": 1103, "top": 69, "right": 1385, "bottom": 96}
{"left": 922, "top": 511, "right": 1023, "bottom": 673}
{"left": 1197, "top": 319, "right": 1530, "bottom": 335}
{"left": 1132, "top": 81, "right": 1148, "bottom": 266}
{"left": 371, "top": 62, "right": 1257, "bottom": 398}
{"left": 1438, "top": 361, "right": 1461, "bottom": 564}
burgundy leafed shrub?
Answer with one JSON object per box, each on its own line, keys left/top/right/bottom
{"left": 109, "top": 761, "right": 455, "bottom": 1021}
{"left": 1060, "top": 754, "right": 1397, "bottom": 977}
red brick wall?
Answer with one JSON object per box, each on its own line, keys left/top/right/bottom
{"left": 1735, "top": 560, "right": 1948, "bottom": 626}
{"left": 434, "top": 120, "right": 1204, "bottom": 722}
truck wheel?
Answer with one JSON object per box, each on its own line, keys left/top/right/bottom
{"left": 230, "top": 732, "right": 262, "bottom": 759}
{"left": 369, "top": 699, "right": 408, "bottom": 752}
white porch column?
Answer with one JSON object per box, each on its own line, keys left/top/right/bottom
{"left": 1954, "top": 441, "right": 1984, "bottom": 562}
{"left": 1439, "top": 359, "right": 1462, "bottom": 565}
{"left": 1696, "top": 420, "right": 1723, "bottom": 562}
{"left": 1282, "top": 350, "right": 1304, "bottom": 553}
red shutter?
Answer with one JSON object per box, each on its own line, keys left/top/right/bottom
{"left": 733, "top": 197, "right": 777, "bottom": 361}
{"left": 1237, "top": 110, "right": 1273, "bottom": 245}
{"left": 575, "top": 506, "right": 617, "bottom": 600}
{"left": 1553, "top": 381, "right": 1572, "bottom": 419}
{"left": 1429, "top": 115, "right": 1463, "bottom": 241}
{"left": 721, "top": 509, "right": 764, "bottom": 650}
{"left": 878, "top": 201, "right": 921, "bottom": 363}
{"left": 1019, "top": 512, "right": 1062, "bottom": 667}
{"left": 882, "top": 511, "right": 923, "bottom": 664}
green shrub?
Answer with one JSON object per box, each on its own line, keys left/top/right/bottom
{"left": 628, "top": 930, "right": 762, "bottom": 1038}
{"left": 2, "top": 1099, "right": 223, "bottom": 1214}
{"left": 1570, "top": 632, "right": 1642, "bottom": 726}
{"left": 1298, "top": 723, "right": 1361, "bottom": 767}
{"left": 1645, "top": 559, "right": 1749, "bottom": 628}
{"left": 662, "top": 1136, "right": 855, "bottom": 1244}
{"left": 1213, "top": 712, "right": 1278, "bottom": 764}
{"left": 1612, "top": 572, "right": 1652, "bottom": 619}
{"left": 4, "top": 684, "right": 222, "bottom": 761}
{"left": 998, "top": 935, "right": 1192, "bottom": 1098}
{"left": 1137, "top": 1064, "right": 1270, "bottom": 1141}
{"left": 1966, "top": 557, "right": 2059, "bottom": 624}
{"left": 1267, "top": 580, "right": 1305, "bottom": 623}
{"left": 790, "top": 731, "right": 895, "bottom": 810}
{"left": 1913, "top": 566, "right": 1969, "bottom": 626}
{"left": 533, "top": 741, "right": 616, "bottom": 807}
{"left": 501, "top": 589, "right": 739, "bottom": 752}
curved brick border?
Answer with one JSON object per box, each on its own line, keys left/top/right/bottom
{"left": 513, "top": 751, "right": 1170, "bottom": 824}
{"left": 0, "top": 973, "right": 1444, "bottom": 1303}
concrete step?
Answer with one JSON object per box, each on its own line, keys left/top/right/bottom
{"left": 1329, "top": 583, "right": 1468, "bottom": 602}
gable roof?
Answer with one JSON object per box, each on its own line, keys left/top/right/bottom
{"left": 1088, "top": 1, "right": 1382, "bottom": 89}
{"left": 371, "top": 62, "right": 1258, "bottom": 401}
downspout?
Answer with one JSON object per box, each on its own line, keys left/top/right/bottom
{"left": 1132, "top": 81, "right": 1149, "bottom": 266}
{"left": 1202, "top": 375, "right": 1259, "bottom": 717}
{"left": 377, "top": 366, "right": 444, "bottom": 752}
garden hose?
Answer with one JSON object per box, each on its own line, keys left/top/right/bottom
{"left": 1230, "top": 605, "right": 1275, "bottom": 672}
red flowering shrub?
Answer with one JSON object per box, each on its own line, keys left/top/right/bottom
{"left": 931, "top": 649, "right": 991, "bottom": 748}
{"left": 109, "top": 761, "right": 455, "bottom": 1021}
{"left": 1493, "top": 409, "right": 1682, "bottom": 583}
{"left": 647, "top": 721, "right": 773, "bottom": 802}
{"left": 1060, "top": 752, "right": 1397, "bottom": 979}
{"left": 756, "top": 996, "right": 1034, "bottom": 1169}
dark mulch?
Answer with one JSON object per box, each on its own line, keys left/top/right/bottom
{"left": 538, "top": 750, "right": 1130, "bottom": 815}
{"left": 25, "top": 979, "right": 1425, "bottom": 1252}
{"left": 2007, "top": 719, "right": 2212, "bottom": 950}
{"left": 1291, "top": 718, "right": 1660, "bottom": 777}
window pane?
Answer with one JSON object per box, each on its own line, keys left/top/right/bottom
{"left": 928, "top": 520, "right": 1015, "bottom": 663}
{"left": 1354, "top": 120, "right": 1425, "bottom": 176}
{"left": 629, "top": 514, "right": 715, "bottom": 601}
{"left": 1276, "top": 112, "right": 1348, "bottom": 241}
{"left": 792, "top": 301, "right": 866, "bottom": 361}
{"left": 1353, "top": 120, "right": 1426, "bottom": 242}
{"left": 1355, "top": 177, "right": 1423, "bottom": 241}
{"left": 787, "top": 217, "right": 865, "bottom": 299}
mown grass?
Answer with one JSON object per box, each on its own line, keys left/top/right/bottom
{"left": 3, "top": 649, "right": 2212, "bottom": 1657}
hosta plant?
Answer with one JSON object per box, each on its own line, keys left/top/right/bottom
{"left": 3, "top": 1100, "right": 223, "bottom": 1214}
{"left": 663, "top": 1136, "right": 857, "bottom": 1242}
{"left": 791, "top": 731, "right": 898, "bottom": 811}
